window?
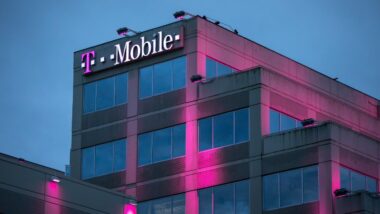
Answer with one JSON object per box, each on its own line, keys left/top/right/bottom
{"left": 138, "top": 124, "right": 186, "bottom": 166}
{"left": 206, "top": 57, "right": 236, "bottom": 79}
{"left": 198, "top": 108, "right": 249, "bottom": 151}
{"left": 139, "top": 56, "right": 186, "bottom": 99}
{"left": 263, "top": 165, "right": 318, "bottom": 210}
{"left": 198, "top": 180, "right": 250, "bottom": 214}
{"left": 81, "top": 139, "right": 127, "bottom": 179}
{"left": 270, "top": 108, "right": 302, "bottom": 133}
{"left": 138, "top": 194, "right": 185, "bottom": 214}
{"left": 340, "top": 167, "right": 378, "bottom": 192}
{"left": 83, "top": 73, "right": 128, "bottom": 113}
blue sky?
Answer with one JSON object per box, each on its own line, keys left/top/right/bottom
{"left": 0, "top": 0, "right": 379, "bottom": 170}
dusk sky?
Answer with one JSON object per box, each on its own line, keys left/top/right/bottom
{"left": 0, "top": 0, "right": 379, "bottom": 171}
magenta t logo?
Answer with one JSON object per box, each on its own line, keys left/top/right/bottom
{"left": 81, "top": 51, "right": 95, "bottom": 75}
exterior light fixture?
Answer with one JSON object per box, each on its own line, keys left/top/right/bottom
{"left": 234, "top": 29, "right": 239, "bottom": 34}
{"left": 128, "top": 199, "right": 137, "bottom": 206}
{"left": 190, "top": 74, "right": 203, "bottom": 82}
{"left": 50, "top": 176, "right": 61, "bottom": 183}
{"left": 116, "top": 27, "right": 139, "bottom": 37}
{"left": 334, "top": 188, "right": 349, "bottom": 197}
{"left": 301, "top": 118, "right": 316, "bottom": 127}
{"left": 173, "top": 11, "right": 194, "bottom": 20}
{"left": 214, "top": 21, "right": 220, "bottom": 25}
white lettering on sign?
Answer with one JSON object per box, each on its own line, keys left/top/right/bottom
{"left": 81, "top": 30, "right": 181, "bottom": 75}
{"left": 114, "top": 31, "right": 179, "bottom": 65}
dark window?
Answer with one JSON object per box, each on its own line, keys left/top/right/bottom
{"left": 138, "top": 124, "right": 186, "bottom": 166}
{"left": 83, "top": 73, "right": 128, "bottom": 113}
{"left": 269, "top": 108, "right": 301, "bottom": 134}
{"left": 199, "top": 108, "right": 249, "bottom": 151}
{"left": 139, "top": 56, "right": 186, "bottom": 99}
{"left": 138, "top": 194, "right": 185, "bottom": 214}
{"left": 263, "top": 165, "right": 319, "bottom": 210}
{"left": 81, "top": 139, "right": 127, "bottom": 179}
{"left": 205, "top": 57, "right": 235, "bottom": 79}
{"left": 198, "top": 180, "right": 250, "bottom": 214}
{"left": 340, "top": 166, "right": 378, "bottom": 192}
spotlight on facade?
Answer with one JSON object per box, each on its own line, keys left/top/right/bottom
{"left": 128, "top": 199, "right": 137, "bottom": 206}
{"left": 190, "top": 74, "right": 203, "bottom": 82}
{"left": 334, "top": 188, "right": 349, "bottom": 197}
{"left": 301, "top": 118, "right": 315, "bottom": 127}
{"left": 173, "top": 11, "right": 186, "bottom": 20}
{"left": 50, "top": 176, "right": 61, "bottom": 183}
{"left": 116, "top": 27, "right": 138, "bottom": 37}
{"left": 234, "top": 29, "right": 239, "bottom": 34}
{"left": 173, "top": 11, "right": 194, "bottom": 20}
{"left": 214, "top": 21, "right": 220, "bottom": 25}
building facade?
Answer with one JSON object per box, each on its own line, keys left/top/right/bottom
{"left": 71, "top": 16, "right": 380, "bottom": 214}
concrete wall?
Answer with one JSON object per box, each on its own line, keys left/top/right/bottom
{"left": 0, "top": 153, "right": 131, "bottom": 214}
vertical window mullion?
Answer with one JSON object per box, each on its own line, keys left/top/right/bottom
{"left": 151, "top": 65, "right": 155, "bottom": 96}
{"left": 277, "top": 173, "right": 280, "bottom": 208}
{"left": 112, "top": 142, "right": 115, "bottom": 173}
{"left": 233, "top": 112, "right": 236, "bottom": 144}
{"left": 211, "top": 117, "right": 215, "bottom": 149}
{"left": 211, "top": 187, "right": 214, "bottom": 214}
{"left": 113, "top": 76, "right": 116, "bottom": 106}
{"left": 301, "top": 168, "right": 304, "bottom": 204}
{"left": 94, "top": 82, "right": 98, "bottom": 111}
{"left": 170, "top": 128, "right": 173, "bottom": 159}
{"left": 150, "top": 133, "right": 153, "bottom": 164}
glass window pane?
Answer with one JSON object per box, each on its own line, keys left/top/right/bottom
{"left": 199, "top": 188, "right": 212, "bottom": 214}
{"left": 172, "top": 194, "right": 185, "bottom": 214}
{"left": 280, "top": 169, "right": 302, "bottom": 207}
{"left": 138, "top": 133, "right": 152, "bottom": 166}
{"left": 235, "top": 180, "right": 250, "bottom": 214}
{"left": 172, "top": 124, "right": 186, "bottom": 158}
{"left": 115, "top": 73, "right": 128, "bottom": 105}
{"left": 217, "top": 62, "right": 233, "bottom": 77}
{"left": 366, "top": 177, "right": 377, "bottom": 192}
{"left": 172, "top": 57, "right": 186, "bottom": 90}
{"left": 199, "top": 118, "right": 212, "bottom": 151}
{"left": 152, "top": 128, "right": 171, "bottom": 162}
{"left": 263, "top": 174, "right": 279, "bottom": 210}
{"left": 270, "top": 109, "right": 280, "bottom": 133}
{"left": 214, "top": 183, "right": 234, "bottom": 214}
{"left": 303, "top": 166, "right": 319, "bottom": 202}
{"left": 351, "top": 171, "right": 366, "bottom": 191}
{"left": 113, "top": 140, "right": 126, "bottom": 172}
{"left": 82, "top": 147, "right": 95, "bottom": 179}
{"left": 83, "top": 82, "right": 96, "bottom": 113}
{"left": 280, "top": 114, "right": 296, "bottom": 131}
{"left": 340, "top": 167, "right": 351, "bottom": 191}
{"left": 214, "top": 112, "right": 234, "bottom": 148}
{"left": 96, "top": 77, "right": 114, "bottom": 110}
{"left": 153, "top": 61, "right": 172, "bottom": 95}
{"left": 139, "top": 66, "right": 153, "bottom": 99}
{"left": 206, "top": 58, "right": 216, "bottom": 79}
{"left": 138, "top": 202, "right": 151, "bottom": 214}
{"left": 95, "top": 143, "right": 113, "bottom": 176}
{"left": 235, "top": 108, "right": 249, "bottom": 143}
{"left": 152, "top": 197, "right": 171, "bottom": 214}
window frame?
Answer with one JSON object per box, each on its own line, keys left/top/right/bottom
{"left": 139, "top": 56, "right": 187, "bottom": 100}
{"left": 263, "top": 165, "right": 319, "bottom": 211}
{"left": 269, "top": 108, "right": 302, "bottom": 134}
{"left": 340, "top": 166, "right": 378, "bottom": 192}
{"left": 83, "top": 72, "right": 129, "bottom": 114}
{"left": 138, "top": 123, "right": 186, "bottom": 167}
{"left": 205, "top": 56, "right": 238, "bottom": 79}
{"left": 198, "top": 108, "right": 250, "bottom": 152}
{"left": 81, "top": 139, "right": 127, "bottom": 179}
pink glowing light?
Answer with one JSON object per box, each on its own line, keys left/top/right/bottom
{"left": 124, "top": 204, "right": 136, "bottom": 214}
{"left": 81, "top": 50, "right": 95, "bottom": 75}
{"left": 50, "top": 176, "right": 61, "bottom": 183}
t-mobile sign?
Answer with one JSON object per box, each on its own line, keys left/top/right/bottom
{"left": 79, "top": 26, "right": 184, "bottom": 75}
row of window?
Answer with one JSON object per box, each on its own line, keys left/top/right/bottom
{"left": 340, "top": 167, "right": 377, "bottom": 192}
{"left": 263, "top": 165, "right": 319, "bottom": 210}
{"left": 136, "top": 166, "right": 379, "bottom": 212}
{"left": 81, "top": 139, "right": 126, "bottom": 179}
{"left": 270, "top": 108, "right": 302, "bottom": 133}
{"left": 83, "top": 56, "right": 238, "bottom": 113}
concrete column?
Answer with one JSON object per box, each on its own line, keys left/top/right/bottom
{"left": 318, "top": 143, "right": 340, "bottom": 214}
